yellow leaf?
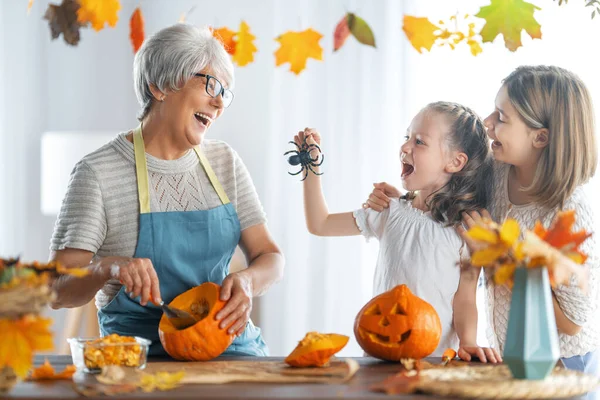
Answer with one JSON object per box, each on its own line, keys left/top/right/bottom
{"left": 26, "top": 358, "right": 76, "bottom": 380}
{"left": 471, "top": 246, "right": 506, "bottom": 266}
{"left": 475, "top": 0, "right": 541, "bottom": 52}
{"left": 139, "top": 371, "right": 185, "bottom": 392}
{"left": 402, "top": 16, "right": 440, "bottom": 54}
{"left": 275, "top": 28, "right": 323, "bottom": 75}
{"left": 56, "top": 264, "right": 89, "bottom": 277}
{"left": 500, "top": 219, "right": 520, "bottom": 246}
{"left": 466, "top": 225, "right": 498, "bottom": 244}
{"left": 233, "top": 21, "right": 257, "bottom": 67}
{"left": 494, "top": 263, "right": 516, "bottom": 286}
{"left": 77, "top": 0, "right": 121, "bottom": 32}
{"left": 467, "top": 39, "right": 482, "bottom": 56}
{"left": 212, "top": 26, "right": 237, "bottom": 55}
{"left": 0, "top": 316, "right": 53, "bottom": 377}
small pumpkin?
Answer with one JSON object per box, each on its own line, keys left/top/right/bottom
{"left": 158, "top": 282, "right": 235, "bottom": 361}
{"left": 285, "top": 332, "right": 349, "bottom": 367}
{"left": 354, "top": 284, "right": 441, "bottom": 361}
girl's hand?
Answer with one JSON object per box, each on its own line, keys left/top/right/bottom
{"left": 294, "top": 128, "right": 322, "bottom": 161}
{"left": 458, "top": 343, "right": 503, "bottom": 363}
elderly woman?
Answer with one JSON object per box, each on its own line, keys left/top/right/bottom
{"left": 49, "top": 24, "right": 284, "bottom": 357}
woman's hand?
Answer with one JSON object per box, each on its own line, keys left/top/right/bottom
{"left": 458, "top": 343, "right": 503, "bottom": 363}
{"left": 216, "top": 271, "right": 254, "bottom": 336}
{"left": 363, "top": 182, "right": 401, "bottom": 211}
{"left": 99, "top": 256, "right": 162, "bottom": 306}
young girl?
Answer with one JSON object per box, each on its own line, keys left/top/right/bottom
{"left": 296, "top": 101, "right": 500, "bottom": 359}
{"left": 368, "top": 66, "right": 600, "bottom": 383}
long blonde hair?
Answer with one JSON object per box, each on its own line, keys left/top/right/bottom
{"left": 503, "top": 65, "right": 597, "bottom": 209}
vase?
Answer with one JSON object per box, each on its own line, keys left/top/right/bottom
{"left": 504, "top": 267, "right": 560, "bottom": 380}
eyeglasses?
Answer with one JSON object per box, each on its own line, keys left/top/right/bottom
{"left": 194, "top": 73, "right": 234, "bottom": 108}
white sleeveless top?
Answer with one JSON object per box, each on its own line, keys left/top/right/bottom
{"left": 353, "top": 198, "right": 462, "bottom": 356}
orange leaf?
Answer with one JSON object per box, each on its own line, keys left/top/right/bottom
{"left": 0, "top": 316, "right": 53, "bottom": 377}
{"left": 402, "top": 16, "right": 440, "bottom": 53}
{"left": 275, "top": 28, "right": 323, "bottom": 75}
{"left": 129, "top": 7, "right": 144, "bottom": 54}
{"left": 371, "top": 371, "right": 421, "bottom": 395}
{"left": 538, "top": 210, "right": 591, "bottom": 250}
{"left": 213, "top": 26, "right": 237, "bottom": 55}
{"left": 442, "top": 348, "right": 457, "bottom": 362}
{"left": 27, "top": 358, "right": 76, "bottom": 380}
{"left": 232, "top": 21, "right": 257, "bottom": 67}
{"left": 77, "top": 0, "right": 121, "bottom": 32}
{"left": 333, "top": 15, "right": 351, "bottom": 51}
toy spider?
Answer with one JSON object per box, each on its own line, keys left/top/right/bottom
{"left": 284, "top": 137, "right": 325, "bottom": 181}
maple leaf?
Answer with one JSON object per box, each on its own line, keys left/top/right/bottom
{"left": 129, "top": 7, "right": 144, "bottom": 54}
{"left": 333, "top": 15, "right": 351, "bottom": 51}
{"left": 475, "top": 0, "right": 542, "bottom": 52}
{"left": 26, "top": 358, "right": 76, "bottom": 380}
{"left": 402, "top": 16, "right": 440, "bottom": 53}
{"left": 0, "top": 315, "right": 53, "bottom": 377}
{"left": 275, "top": 28, "right": 323, "bottom": 75}
{"left": 43, "top": 0, "right": 82, "bottom": 46}
{"left": 233, "top": 21, "right": 257, "bottom": 67}
{"left": 77, "top": 0, "right": 121, "bottom": 32}
{"left": 213, "top": 26, "right": 237, "bottom": 55}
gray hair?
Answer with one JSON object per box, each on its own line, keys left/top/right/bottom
{"left": 133, "top": 24, "right": 235, "bottom": 120}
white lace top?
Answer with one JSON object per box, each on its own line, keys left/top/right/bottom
{"left": 486, "top": 162, "right": 600, "bottom": 358}
{"left": 353, "top": 198, "right": 462, "bottom": 357}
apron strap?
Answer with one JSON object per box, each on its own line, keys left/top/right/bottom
{"left": 194, "top": 147, "right": 230, "bottom": 205}
{"left": 132, "top": 124, "right": 231, "bottom": 213}
{"left": 133, "top": 125, "right": 151, "bottom": 214}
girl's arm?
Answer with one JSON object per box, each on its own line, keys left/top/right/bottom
{"left": 298, "top": 128, "right": 361, "bottom": 237}
{"left": 454, "top": 263, "right": 502, "bottom": 363}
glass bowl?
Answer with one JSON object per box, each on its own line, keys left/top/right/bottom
{"left": 67, "top": 336, "right": 151, "bottom": 373}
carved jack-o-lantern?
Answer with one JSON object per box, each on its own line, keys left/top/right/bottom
{"left": 354, "top": 284, "right": 441, "bottom": 361}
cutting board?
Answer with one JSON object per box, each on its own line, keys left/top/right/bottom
{"left": 143, "top": 358, "right": 359, "bottom": 384}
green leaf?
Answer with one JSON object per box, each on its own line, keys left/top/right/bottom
{"left": 475, "top": 0, "right": 542, "bottom": 51}
{"left": 347, "top": 13, "right": 376, "bottom": 48}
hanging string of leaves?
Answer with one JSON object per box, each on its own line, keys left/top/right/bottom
{"left": 37, "top": 0, "right": 597, "bottom": 73}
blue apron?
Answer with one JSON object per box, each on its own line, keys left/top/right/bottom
{"left": 98, "top": 124, "right": 268, "bottom": 357}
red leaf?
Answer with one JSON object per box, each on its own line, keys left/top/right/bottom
{"left": 333, "top": 14, "right": 351, "bottom": 51}
{"left": 129, "top": 7, "right": 144, "bottom": 54}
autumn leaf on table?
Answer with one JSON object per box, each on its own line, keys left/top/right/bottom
{"left": 212, "top": 26, "right": 237, "bottom": 55}
{"left": 77, "top": 0, "right": 121, "bottom": 32}
{"left": 43, "top": 0, "right": 83, "bottom": 46}
{"left": 129, "top": 7, "right": 144, "bottom": 54}
{"left": 0, "top": 315, "right": 53, "bottom": 378}
{"left": 275, "top": 28, "right": 323, "bottom": 75}
{"left": 402, "top": 15, "right": 440, "bottom": 53}
{"left": 138, "top": 371, "right": 185, "bottom": 392}
{"left": 26, "top": 358, "right": 76, "bottom": 381}
{"left": 371, "top": 371, "right": 421, "bottom": 395}
{"left": 475, "top": 0, "right": 542, "bottom": 51}
{"left": 233, "top": 21, "right": 257, "bottom": 67}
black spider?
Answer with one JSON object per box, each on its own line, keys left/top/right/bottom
{"left": 284, "top": 137, "right": 325, "bottom": 181}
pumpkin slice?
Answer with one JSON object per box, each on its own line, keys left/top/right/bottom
{"left": 285, "top": 332, "right": 349, "bottom": 367}
{"left": 158, "top": 282, "right": 235, "bottom": 361}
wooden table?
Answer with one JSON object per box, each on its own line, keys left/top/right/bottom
{"left": 2, "top": 355, "right": 583, "bottom": 400}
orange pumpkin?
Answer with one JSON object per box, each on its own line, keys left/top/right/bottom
{"left": 354, "top": 284, "right": 441, "bottom": 361}
{"left": 285, "top": 332, "right": 349, "bottom": 367}
{"left": 158, "top": 282, "right": 235, "bottom": 361}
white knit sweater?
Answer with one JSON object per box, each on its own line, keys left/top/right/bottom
{"left": 485, "top": 162, "right": 600, "bottom": 358}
